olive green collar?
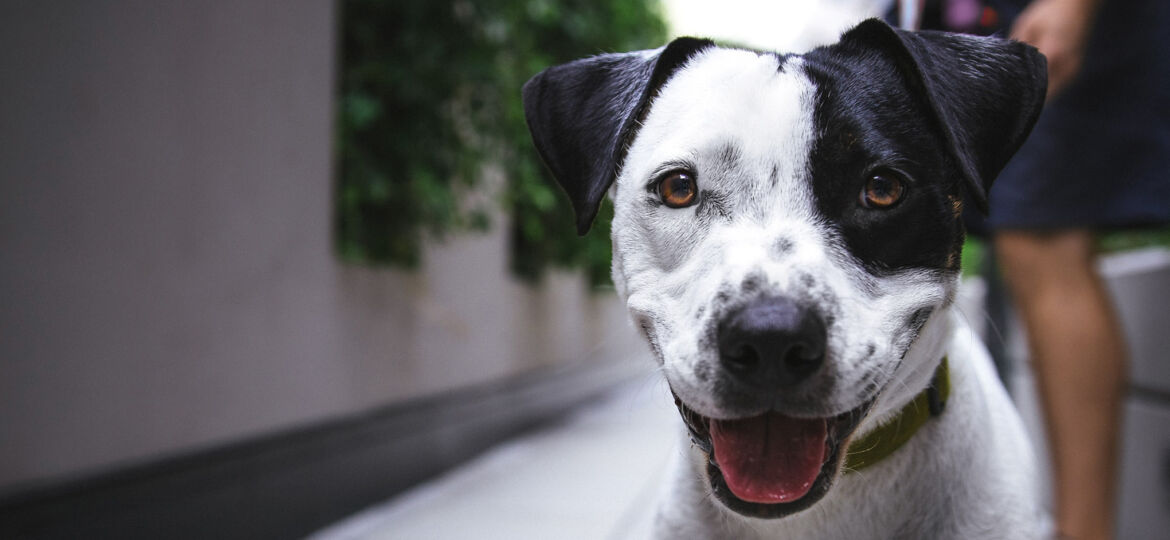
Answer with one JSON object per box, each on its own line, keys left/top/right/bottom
{"left": 844, "top": 357, "right": 950, "bottom": 471}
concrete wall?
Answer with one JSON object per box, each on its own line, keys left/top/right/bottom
{"left": 0, "top": 1, "right": 646, "bottom": 491}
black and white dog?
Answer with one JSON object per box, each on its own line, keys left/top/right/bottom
{"left": 523, "top": 19, "right": 1047, "bottom": 539}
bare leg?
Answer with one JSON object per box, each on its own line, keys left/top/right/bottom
{"left": 995, "top": 230, "right": 1126, "bottom": 540}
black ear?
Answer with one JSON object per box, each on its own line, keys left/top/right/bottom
{"left": 521, "top": 38, "right": 715, "bottom": 234}
{"left": 838, "top": 19, "right": 1047, "bottom": 212}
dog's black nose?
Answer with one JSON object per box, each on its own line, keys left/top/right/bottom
{"left": 717, "top": 296, "right": 826, "bottom": 388}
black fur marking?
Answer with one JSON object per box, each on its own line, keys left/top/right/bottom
{"left": 694, "top": 359, "right": 714, "bottom": 382}
{"left": 741, "top": 273, "right": 763, "bottom": 293}
{"left": 771, "top": 52, "right": 794, "bottom": 74}
{"left": 789, "top": 280, "right": 840, "bottom": 332}
{"left": 800, "top": 20, "right": 1046, "bottom": 272}
{"left": 773, "top": 235, "right": 793, "bottom": 256}
{"left": 803, "top": 55, "right": 959, "bottom": 271}
{"left": 832, "top": 21, "right": 1046, "bottom": 212}
{"left": 714, "top": 286, "right": 732, "bottom": 305}
{"left": 698, "top": 316, "right": 719, "bottom": 357}
{"left": 798, "top": 61, "right": 939, "bottom": 268}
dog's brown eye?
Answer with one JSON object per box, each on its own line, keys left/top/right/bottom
{"left": 658, "top": 171, "right": 698, "bottom": 208}
{"left": 860, "top": 172, "right": 905, "bottom": 209}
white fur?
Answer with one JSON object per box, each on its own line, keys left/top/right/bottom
{"left": 650, "top": 312, "right": 1043, "bottom": 539}
{"left": 606, "top": 49, "right": 1044, "bottom": 538}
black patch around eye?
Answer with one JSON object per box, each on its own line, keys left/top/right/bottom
{"left": 800, "top": 54, "right": 965, "bottom": 273}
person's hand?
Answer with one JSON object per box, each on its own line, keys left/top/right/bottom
{"left": 1010, "top": 0, "right": 1101, "bottom": 99}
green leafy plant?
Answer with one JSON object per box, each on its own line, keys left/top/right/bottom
{"left": 1098, "top": 228, "right": 1170, "bottom": 253}
{"left": 337, "top": 0, "right": 668, "bottom": 286}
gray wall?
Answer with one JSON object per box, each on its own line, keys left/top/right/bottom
{"left": 0, "top": 1, "right": 645, "bottom": 491}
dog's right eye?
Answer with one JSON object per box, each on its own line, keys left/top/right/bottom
{"left": 860, "top": 171, "right": 906, "bottom": 209}
{"left": 657, "top": 170, "right": 699, "bottom": 208}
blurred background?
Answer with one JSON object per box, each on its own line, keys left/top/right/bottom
{"left": 1, "top": 1, "right": 1167, "bottom": 539}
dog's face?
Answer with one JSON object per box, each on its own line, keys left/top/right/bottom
{"left": 523, "top": 20, "right": 1045, "bottom": 518}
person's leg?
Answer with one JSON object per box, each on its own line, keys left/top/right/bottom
{"left": 995, "top": 229, "right": 1126, "bottom": 540}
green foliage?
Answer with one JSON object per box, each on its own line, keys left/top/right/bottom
{"left": 960, "top": 237, "right": 985, "bottom": 278}
{"left": 1098, "top": 227, "right": 1170, "bottom": 253}
{"left": 960, "top": 228, "right": 1170, "bottom": 279}
{"left": 337, "top": 0, "right": 667, "bottom": 286}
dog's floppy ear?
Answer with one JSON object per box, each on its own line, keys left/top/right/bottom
{"left": 522, "top": 38, "right": 714, "bottom": 234}
{"left": 839, "top": 19, "right": 1047, "bottom": 213}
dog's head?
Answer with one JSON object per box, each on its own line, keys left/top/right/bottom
{"left": 522, "top": 19, "right": 1045, "bottom": 518}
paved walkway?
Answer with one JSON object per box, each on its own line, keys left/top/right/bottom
{"left": 309, "top": 374, "right": 681, "bottom": 540}
{"left": 309, "top": 278, "right": 1058, "bottom": 540}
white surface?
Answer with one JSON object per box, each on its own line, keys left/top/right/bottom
{"left": 662, "top": 0, "right": 887, "bottom": 52}
{"left": 309, "top": 376, "right": 681, "bottom": 540}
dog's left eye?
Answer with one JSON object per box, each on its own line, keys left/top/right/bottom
{"left": 860, "top": 172, "right": 905, "bottom": 209}
{"left": 657, "top": 170, "right": 699, "bottom": 208}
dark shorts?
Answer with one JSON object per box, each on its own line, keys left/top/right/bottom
{"left": 985, "top": 0, "right": 1170, "bottom": 231}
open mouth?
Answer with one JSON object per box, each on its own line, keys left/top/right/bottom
{"left": 675, "top": 396, "right": 873, "bottom": 519}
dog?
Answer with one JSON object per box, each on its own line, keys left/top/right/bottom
{"left": 522, "top": 19, "right": 1048, "bottom": 539}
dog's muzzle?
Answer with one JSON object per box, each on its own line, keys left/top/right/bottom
{"left": 675, "top": 295, "right": 874, "bottom": 518}
{"left": 675, "top": 394, "right": 872, "bottom": 518}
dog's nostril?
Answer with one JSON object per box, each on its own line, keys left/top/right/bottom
{"left": 717, "top": 296, "right": 827, "bottom": 387}
{"left": 723, "top": 344, "right": 760, "bottom": 372}
{"left": 789, "top": 339, "right": 825, "bottom": 361}
{"left": 784, "top": 343, "right": 823, "bottom": 375}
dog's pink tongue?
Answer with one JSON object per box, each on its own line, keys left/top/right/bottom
{"left": 709, "top": 413, "right": 827, "bottom": 504}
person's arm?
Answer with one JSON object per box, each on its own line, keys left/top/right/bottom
{"left": 1010, "top": 0, "right": 1103, "bottom": 98}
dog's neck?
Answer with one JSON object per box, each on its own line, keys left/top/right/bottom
{"left": 859, "top": 305, "right": 955, "bottom": 434}
{"left": 844, "top": 356, "right": 949, "bottom": 471}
